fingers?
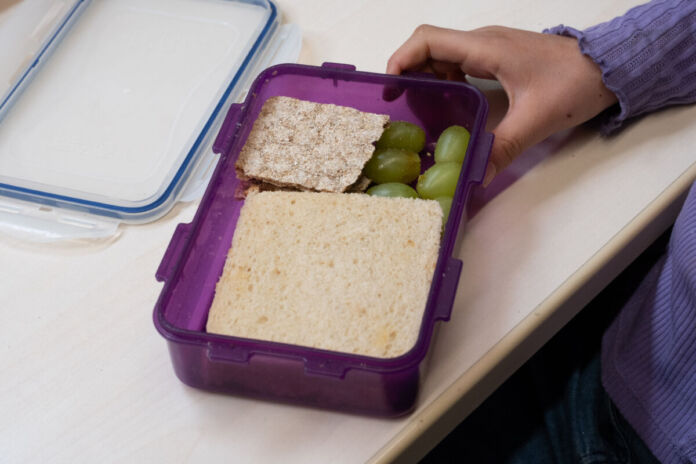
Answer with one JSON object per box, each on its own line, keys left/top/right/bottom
{"left": 387, "top": 25, "right": 448, "bottom": 75}
{"left": 482, "top": 136, "right": 521, "bottom": 187}
{"left": 387, "top": 24, "right": 545, "bottom": 188}
{"left": 484, "top": 99, "right": 538, "bottom": 186}
{"left": 387, "top": 25, "right": 616, "bottom": 188}
{"left": 387, "top": 25, "right": 496, "bottom": 79}
{"left": 490, "top": 114, "right": 526, "bottom": 177}
{"left": 484, "top": 94, "right": 563, "bottom": 187}
{"left": 421, "top": 60, "right": 466, "bottom": 81}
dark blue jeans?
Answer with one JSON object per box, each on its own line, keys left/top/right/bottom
{"left": 423, "top": 230, "right": 671, "bottom": 464}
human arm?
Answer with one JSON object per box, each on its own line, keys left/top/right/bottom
{"left": 387, "top": 0, "right": 696, "bottom": 185}
{"left": 387, "top": 26, "right": 617, "bottom": 185}
{"left": 547, "top": 0, "right": 696, "bottom": 134}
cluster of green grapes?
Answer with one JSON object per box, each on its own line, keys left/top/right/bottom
{"left": 364, "top": 121, "right": 470, "bottom": 224}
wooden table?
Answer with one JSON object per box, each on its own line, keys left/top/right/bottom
{"left": 2, "top": 0, "right": 695, "bottom": 462}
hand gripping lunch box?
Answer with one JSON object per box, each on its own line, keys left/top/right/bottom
{"left": 153, "top": 62, "right": 493, "bottom": 416}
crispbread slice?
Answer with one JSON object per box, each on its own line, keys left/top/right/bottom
{"left": 346, "top": 175, "right": 373, "bottom": 193}
{"left": 235, "top": 96, "right": 389, "bottom": 193}
{"left": 235, "top": 174, "right": 373, "bottom": 200}
{"left": 206, "top": 191, "right": 443, "bottom": 358}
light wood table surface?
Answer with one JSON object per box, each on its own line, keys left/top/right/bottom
{"left": 2, "top": 1, "right": 696, "bottom": 463}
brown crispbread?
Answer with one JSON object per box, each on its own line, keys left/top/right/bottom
{"left": 235, "top": 96, "right": 389, "bottom": 193}
{"left": 206, "top": 191, "right": 443, "bottom": 358}
{"left": 346, "top": 175, "right": 373, "bottom": 193}
{"left": 235, "top": 174, "right": 373, "bottom": 199}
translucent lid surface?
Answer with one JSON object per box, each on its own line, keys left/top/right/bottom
{"left": 0, "top": 0, "right": 286, "bottom": 227}
{"left": 0, "top": 0, "right": 77, "bottom": 103}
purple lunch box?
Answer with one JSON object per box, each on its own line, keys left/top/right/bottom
{"left": 153, "top": 62, "right": 493, "bottom": 416}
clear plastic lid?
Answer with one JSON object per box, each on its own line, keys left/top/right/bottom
{"left": 0, "top": 0, "right": 300, "bottom": 240}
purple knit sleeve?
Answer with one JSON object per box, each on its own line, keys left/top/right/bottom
{"left": 545, "top": 0, "right": 696, "bottom": 134}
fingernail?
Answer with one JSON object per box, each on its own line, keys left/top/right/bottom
{"left": 382, "top": 85, "right": 404, "bottom": 102}
{"left": 482, "top": 163, "right": 497, "bottom": 187}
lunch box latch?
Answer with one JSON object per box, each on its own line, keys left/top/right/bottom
{"left": 156, "top": 222, "right": 192, "bottom": 283}
{"left": 304, "top": 358, "right": 349, "bottom": 378}
{"left": 207, "top": 342, "right": 251, "bottom": 363}
{"left": 321, "top": 62, "right": 356, "bottom": 71}
{"left": 469, "top": 132, "right": 494, "bottom": 184}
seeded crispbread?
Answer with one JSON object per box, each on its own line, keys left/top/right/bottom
{"left": 346, "top": 175, "right": 373, "bottom": 193}
{"left": 235, "top": 174, "right": 374, "bottom": 199}
{"left": 206, "top": 191, "right": 443, "bottom": 359}
{"left": 235, "top": 96, "right": 389, "bottom": 193}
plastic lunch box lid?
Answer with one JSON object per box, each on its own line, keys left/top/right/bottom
{"left": 0, "top": 0, "right": 300, "bottom": 241}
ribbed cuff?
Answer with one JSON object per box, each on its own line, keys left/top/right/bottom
{"left": 545, "top": 0, "right": 696, "bottom": 135}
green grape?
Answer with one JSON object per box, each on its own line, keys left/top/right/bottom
{"left": 363, "top": 147, "right": 421, "bottom": 184}
{"left": 366, "top": 183, "right": 419, "bottom": 198}
{"left": 435, "top": 197, "right": 453, "bottom": 224}
{"left": 376, "top": 121, "right": 426, "bottom": 152}
{"left": 416, "top": 162, "right": 462, "bottom": 199}
{"left": 434, "top": 125, "right": 470, "bottom": 164}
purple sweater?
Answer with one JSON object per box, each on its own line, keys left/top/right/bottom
{"left": 547, "top": 2, "right": 696, "bottom": 463}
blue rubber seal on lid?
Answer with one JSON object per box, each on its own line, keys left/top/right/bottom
{"left": 0, "top": 0, "right": 279, "bottom": 221}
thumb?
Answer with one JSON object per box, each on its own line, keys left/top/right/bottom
{"left": 482, "top": 103, "right": 534, "bottom": 187}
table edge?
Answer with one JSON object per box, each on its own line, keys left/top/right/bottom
{"left": 370, "top": 161, "right": 696, "bottom": 464}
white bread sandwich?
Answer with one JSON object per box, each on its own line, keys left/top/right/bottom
{"left": 235, "top": 96, "right": 389, "bottom": 193}
{"left": 206, "top": 191, "right": 442, "bottom": 359}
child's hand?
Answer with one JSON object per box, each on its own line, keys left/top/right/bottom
{"left": 387, "top": 25, "right": 618, "bottom": 185}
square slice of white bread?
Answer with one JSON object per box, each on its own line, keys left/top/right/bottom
{"left": 235, "top": 96, "right": 389, "bottom": 193}
{"left": 206, "top": 191, "right": 443, "bottom": 358}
